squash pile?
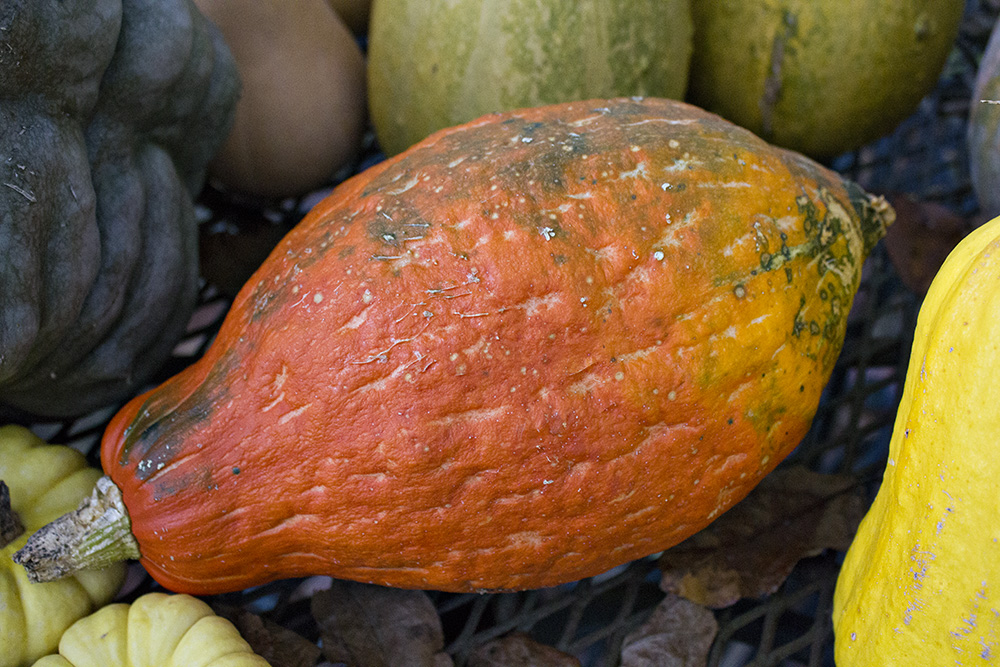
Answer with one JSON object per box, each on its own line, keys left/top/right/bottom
{"left": 2, "top": 0, "right": 997, "bottom": 663}
{"left": 368, "top": 0, "right": 965, "bottom": 156}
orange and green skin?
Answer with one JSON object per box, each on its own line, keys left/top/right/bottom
{"left": 367, "top": 0, "right": 692, "bottom": 156}
{"left": 101, "top": 97, "right": 888, "bottom": 595}
{"left": 688, "top": 0, "right": 964, "bottom": 157}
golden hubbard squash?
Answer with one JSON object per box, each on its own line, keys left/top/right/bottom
{"left": 15, "top": 98, "right": 893, "bottom": 596}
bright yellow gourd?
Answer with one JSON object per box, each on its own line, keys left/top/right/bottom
{"left": 832, "top": 215, "right": 1000, "bottom": 664}
{"left": 0, "top": 425, "right": 125, "bottom": 667}
{"left": 31, "top": 592, "right": 271, "bottom": 667}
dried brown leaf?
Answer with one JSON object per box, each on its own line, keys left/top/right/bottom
{"left": 311, "top": 580, "right": 453, "bottom": 667}
{"left": 882, "top": 193, "right": 971, "bottom": 296}
{"left": 212, "top": 605, "right": 321, "bottom": 667}
{"left": 198, "top": 208, "right": 291, "bottom": 297}
{"left": 0, "top": 481, "right": 24, "bottom": 549}
{"left": 467, "top": 632, "right": 580, "bottom": 667}
{"left": 467, "top": 633, "right": 580, "bottom": 667}
{"left": 658, "top": 465, "right": 867, "bottom": 608}
{"left": 620, "top": 594, "right": 717, "bottom": 667}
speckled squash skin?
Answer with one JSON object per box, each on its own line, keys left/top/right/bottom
{"left": 368, "top": 0, "right": 692, "bottom": 155}
{"left": 101, "top": 98, "right": 890, "bottom": 594}
{"left": 833, "top": 215, "right": 1000, "bottom": 665}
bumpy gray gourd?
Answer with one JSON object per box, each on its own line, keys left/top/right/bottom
{"left": 0, "top": 0, "right": 240, "bottom": 417}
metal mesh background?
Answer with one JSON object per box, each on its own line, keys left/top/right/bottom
{"left": 16, "top": 1, "right": 1000, "bottom": 664}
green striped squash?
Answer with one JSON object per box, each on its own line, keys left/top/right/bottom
{"left": 367, "top": 0, "right": 693, "bottom": 156}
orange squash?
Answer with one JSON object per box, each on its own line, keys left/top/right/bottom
{"left": 16, "top": 98, "right": 892, "bottom": 594}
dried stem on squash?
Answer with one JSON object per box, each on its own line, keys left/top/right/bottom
{"left": 13, "top": 475, "right": 140, "bottom": 582}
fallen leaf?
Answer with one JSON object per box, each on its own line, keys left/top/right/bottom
{"left": 881, "top": 193, "right": 971, "bottom": 296}
{"left": 467, "top": 633, "right": 580, "bottom": 667}
{"left": 198, "top": 207, "right": 292, "bottom": 298}
{"left": 311, "top": 580, "right": 453, "bottom": 667}
{"left": 658, "top": 465, "right": 867, "bottom": 608}
{"left": 0, "top": 481, "right": 24, "bottom": 549}
{"left": 620, "top": 594, "right": 718, "bottom": 667}
{"left": 213, "top": 605, "right": 321, "bottom": 667}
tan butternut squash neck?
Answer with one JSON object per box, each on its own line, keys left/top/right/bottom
{"left": 13, "top": 475, "right": 140, "bottom": 583}
{"left": 0, "top": 481, "right": 24, "bottom": 549}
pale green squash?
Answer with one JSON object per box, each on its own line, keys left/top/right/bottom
{"left": 367, "top": 0, "right": 693, "bottom": 155}
{"left": 688, "top": 0, "right": 965, "bottom": 157}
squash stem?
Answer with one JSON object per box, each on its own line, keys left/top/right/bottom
{"left": 846, "top": 181, "right": 896, "bottom": 256}
{"left": 0, "top": 481, "right": 24, "bottom": 549}
{"left": 12, "top": 475, "right": 140, "bottom": 582}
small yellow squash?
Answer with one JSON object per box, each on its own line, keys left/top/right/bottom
{"left": 832, "top": 215, "right": 1000, "bottom": 664}
{"left": 0, "top": 426, "right": 125, "bottom": 667}
{"left": 31, "top": 592, "right": 271, "bottom": 667}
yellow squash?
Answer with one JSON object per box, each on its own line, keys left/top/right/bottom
{"left": 31, "top": 592, "right": 270, "bottom": 667}
{"left": 0, "top": 426, "right": 125, "bottom": 667}
{"left": 832, "top": 215, "right": 1000, "bottom": 663}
